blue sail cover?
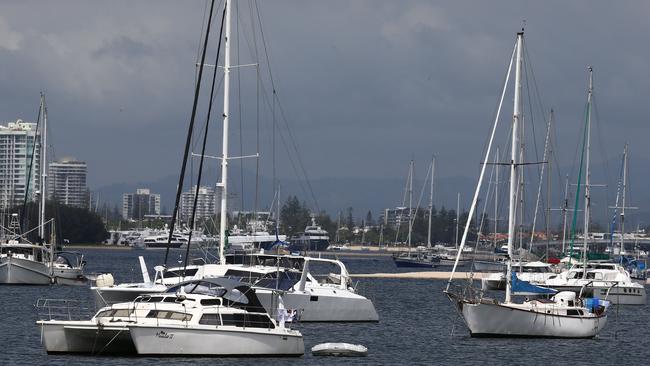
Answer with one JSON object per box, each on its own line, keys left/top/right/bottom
{"left": 511, "top": 272, "right": 557, "bottom": 295}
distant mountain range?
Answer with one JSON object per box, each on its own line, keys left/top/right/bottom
{"left": 93, "top": 155, "right": 650, "bottom": 228}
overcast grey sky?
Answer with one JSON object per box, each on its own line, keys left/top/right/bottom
{"left": 0, "top": 0, "right": 648, "bottom": 195}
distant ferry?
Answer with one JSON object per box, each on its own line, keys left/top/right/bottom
{"left": 289, "top": 218, "right": 330, "bottom": 252}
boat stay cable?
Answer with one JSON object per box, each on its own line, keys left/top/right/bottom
{"left": 163, "top": 0, "right": 217, "bottom": 267}
{"left": 183, "top": 4, "right": 228, "bottom": 272}
{"left": 445, "top": 41, "right": 516, "bottom": 292}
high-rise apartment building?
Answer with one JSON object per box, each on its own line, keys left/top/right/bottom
{"left": 122, "top": 188, "right": 161, "bottom": 220}
{"left": 0, "top": 120, "right": 41, "bottom": 209}
{"left": 180, "top": 185, "right": 216, "bottom": 222}
{"left": 48, "top": 158, "right": 88, "bottom": 208}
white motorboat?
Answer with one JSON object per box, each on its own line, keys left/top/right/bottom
{"left": 0, "top": 241, "right": 52, "bottom": 285}
{"left": 481, "top": 261, "right": 556, "bottom": 291}
{"left": 128, "top": 278, "right": 304, "bottom": 356}
{"left": 445, "top": 33, "right": 608, "bottom": 338}
{"left": 289, "top": 217, "right": 330, "bottom": 252}
{"left": 51, "top": 251, "right": 87, "bottom": 285}
{"left": 543, "top": 262, "right": 646, "bottom": 305}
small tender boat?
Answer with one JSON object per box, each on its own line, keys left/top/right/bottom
{"left": 311, "top": 343, "right": 368, "bottom": 357}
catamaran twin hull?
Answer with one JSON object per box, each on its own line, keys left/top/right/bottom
{"left": 38, "top": 321, "right": 136, "bottom": 354}
{"left": 0, "top": 257, "right": 51, "bottom": 285}
{"left": 128, "top": 325, "right": 304, "bottom": 356}
{"left": 457, "top": 300, "right": 607, "bottom": 338}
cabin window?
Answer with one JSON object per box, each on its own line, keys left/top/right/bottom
{"left": 200, "top": 299, "right": 221, "bottom": 306}
{"left": 198, "top": 314, "right": 220, "bottom": 325}
{"left": 164, "top": 268, "right": 199, "bottom": 278}
{"left": 224, "top": 269, "right": 262, "bottom": 282}
{"left": 96, "top": 308, "right": 133, "bottom": 318}
{"left": 221, "top": 314, "right": 274, "bottom": 329}
{"left": 310, "top": 296, "right": 319, "bottom": 302}
{"left": 146, "top": 310, "right": 192, "bottom": 321}
{"left": 567, "top": 309, "right": 580, "bottom": 316}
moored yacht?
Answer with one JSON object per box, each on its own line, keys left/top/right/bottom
{"left": 289, "top": 217, "right": 330, "bottom": 252}
{"left": 542, "top": 262, "right": 646, "bottom": 305}
{"left": 38, "top": 277, "right": 304, "bottom": 356}
{"left": 0, "top": 240, "right": 52, "bottom": 285}
{"left": 445, "top": 33, "right": 608, "bottom": 338}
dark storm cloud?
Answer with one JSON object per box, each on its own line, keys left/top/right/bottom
{"left": 0, "top": 0, "right": 648, "bottom": 209}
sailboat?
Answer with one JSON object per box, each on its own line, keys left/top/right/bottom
{"left": 542, "top": 142, "right": 646, "bottom": 305}
{"left": 392, "top": 159, "right": 439, "bottom": 268}
{"left": 444, "top": 31, "right": 608, "bottom": 338}
{"left": 90, "top": 0, "right": 377, "bottom": 323}
{"left": 0, "top": 95, "right": 53, "bottom": 285}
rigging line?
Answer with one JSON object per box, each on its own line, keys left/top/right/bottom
{"left": 249, "top": 0, "right": 261, "bottom": 223}
{"left": 20, "top": 97, "right": 42, "bottom": 233}
{"left": 591, "top": 94, "right": 612, "bottom": 219}
{"left": 274, "top": 97, "right": 320, "bottom": 212}
{"left": 568, "top": 102, "right": 590, "bottom": 259}
{"left": 252, "top": 1, "right": 319, "bottom": 212}
{"left": 163, "top": 0, "right": 217, "bottom": 267}
{"left": 407, "top": 160, "right": 433, "bottom": 240}
{"left": 236, "top": 0, "right": 245, "bottom": 220}
{"left": 446, "top": 38, "right": 517, "bottom": 291}
{"left": 528, "top": 110, "right": 553, "bottom": 248}
{"left": 254, "top": 82, "right": 312, "bottom": 204}
{"left": 184, "top": 3, "right": 227, "bottom": 272}
{"left": 395, "top": 162, "right": 412, "bottom": 243}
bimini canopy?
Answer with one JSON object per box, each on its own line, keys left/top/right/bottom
{"left": 166, "top": 277, "right": 266, "bottom": 313}
{"left": 511, "top": 272, "right": 557, "bottom": 296}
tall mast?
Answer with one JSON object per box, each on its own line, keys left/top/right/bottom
{"left": 455, "top": 192, "right": 460, "bottom": 249}
{"left": 561, "top": 175, "right": 569, "bottom": 254}
{"left": 494, "top": 147, "right": 499, "bottom": 248}
{"left": 506, "top": 31, "right": 523, "bottom": 304}
{"left": 407, "top": 159, "right": 413, "bottom": 248}
{"left": 620, "top": 143, "right": 628, "bottom": 254}
{"left": 218, "top": 0, "right": 232, "bottom": 264}
{"left": 39, "top": 93, "right": 47, "bottom": 242}
{"left": 427, "top": 157, "right": 435, "bottom": 248}
{"left": 582, "top": 66, "right": 593, "bottom": 277}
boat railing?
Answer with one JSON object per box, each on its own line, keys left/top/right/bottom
{"left": 35, "top": 298, "right": 94, "bottom": 321}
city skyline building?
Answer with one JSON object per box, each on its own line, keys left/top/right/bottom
{"left": 48, "top": 157, "right": 88, "bottom": 208}
{"left": 0, "top": 119, "right": 41, "bottom": 209}
{"left": 122, "top": 188, "right": 161, "bottom": 220}
{"left": 180, "top": 185, "right": 216, "bottom": 223}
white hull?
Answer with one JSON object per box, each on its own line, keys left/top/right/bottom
{"left": 129, "top": 325, "right": 304, "bottom": 356}
{"left": 460, "top": 301, "right": 606, "bottom": 338}
{"left": 52, "top": 268, "right": 86, "bottom": 285}
{"left": 38, "top": 321, "right": 135, "bottom": 354}
{"left": 0, "top": 256, "right": 51, "bottom": 285}
{"left": 257, "top": 289, "right": 379, "bottom": 322}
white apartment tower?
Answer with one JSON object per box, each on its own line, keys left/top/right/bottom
{"left": 122, "top": 188, "right": 161, "bottom": 220}
{"left": 48, "top": 157, "right": 88, "bottom": 208}
{"left": 181, "top": 185, "right": 216, "bottom": 222}
{"left": 0, "top": 120, "right": 41, "bottom": 209}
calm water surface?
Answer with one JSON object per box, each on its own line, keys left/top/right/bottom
{"left": 1, "top": 248, "right": 647, "bottom": 365}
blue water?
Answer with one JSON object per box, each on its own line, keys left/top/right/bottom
{"left": 1, "top": 248, "right": 647, "bottom": 365}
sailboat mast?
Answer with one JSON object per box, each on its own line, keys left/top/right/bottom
{"left": 494, "top": 147, "right": 499, "bottom": 248}
{"left": 620, "top": 143, "right": 628, "bottom": 254}
{"left": 455, "top": 192, "right": 460, "bottom": 249}
{"left": 39, "top": 94, "right": 47, "bottom": 242}
{"left": 218, "top": 0, "right": 232, "bottom": 264}
{"left": 427, "top": 157, "right": 435, "bottom": 248}
{"left": 582, "top": 67, "right": 593, "bottom": 276}
{"left": 506, "top": 31, "right": 524, "bottom": 304}
{"left": 407, "top": 160, "right": 413, "bottom": 248}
